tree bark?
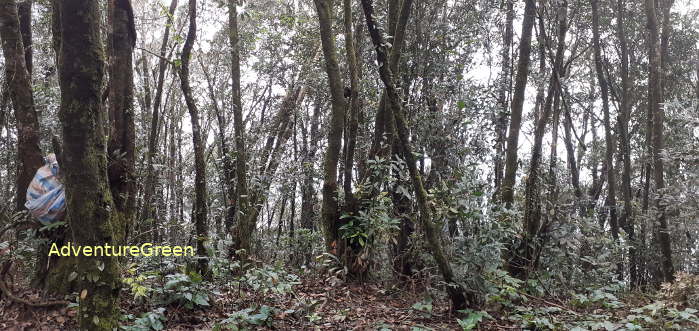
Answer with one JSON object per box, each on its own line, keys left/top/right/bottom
{"left": 56, "top": 0, "right": 123, "bottom": 327}
{"left": 0, "top": 0, "right": 44, "bottom": 212}
{"left": 360, "top": 0, "right": 476, "bottom": 311}
{"left": 501, "top": 0, "right": 537, "bottom": 206}
{"left": 179, "top": 0, "right": 209, "bottom": 277}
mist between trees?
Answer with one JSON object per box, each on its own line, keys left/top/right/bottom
{"left": 1, "top": 0, "right": 699, "bottom": 330}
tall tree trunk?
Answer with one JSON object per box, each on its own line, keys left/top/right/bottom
{"left": 592, "top": 0, "right": 621, "bottom": 279}
{"left": 501, "top": 0, "right": 537, "bottom": 206}
{"left": 57, "top": 0, "right": 123, "bottom": 327}
{"left": 494, "top": 0, "right": 514, "bottom": 196}
{"left": 615, "top": 0, "right": 636, "bottom": 286}
{"left": 508, "top": 1, "right": 568, "bottom": 280}
{"left": 644, "top": 0, "right": 674, "bottom": 283}
{"left": 360, "top": 0, "right": 476, "bottom": 311}
{"left": 179, "top": 0, "right": 209, "bottom": 277}
{"left": 0, "top": 0, "right": 43, "bottom": 212}
{"left": 342, "top": 0, "right": 360, "bottom": 207}
{"left": 313, "top": 0, "right": 348, "bottom": 254}
{"left": 107, "top": 0, "right": 137, "bottom": 244}
{"left": 228, "top": 0, "right": 252, "bottom": 261}
{"left": 142, "top": 0, "right": 178, "bottom": 234}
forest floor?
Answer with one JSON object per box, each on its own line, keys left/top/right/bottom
{"left": 2, "top": 271, "right": 698, "bottom": 330}
{"left": 0, "top": 277, "right": 469, "bottom": 330}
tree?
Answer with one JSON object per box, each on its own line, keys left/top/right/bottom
{"left": 494, "top": 0, "right": 514, "bottom": 196}
{"left": 313, "top": 0, "right": 348, "bottom": 255}
{"left": 228, "top": 0, "right": 251, "bottom": 260}
{"left": 614, "top": 0, "right": 636, "bottom": 286}
{"left": 592, "top": 0, "right": 620, "bottom": 278}
{"left": 107, "top": 0, "right": 137, "bottom": 243}
{"left": 501, "top": 0, "right": 537, "bottom": 206}
{"left": 508, "top": 1, "right": 568, "bottom": 280}
{"left": 179, "top": 0, "right": 209, "bottom": 277}
{"left": 57, "top": 0, "right": 123, "bottom": 327}
{"left": 360, "top": 0, "right": 476, "bottom": 311}
{"left": 141, "top": 0, "right": 178, "bottom": 240}
{"left": 644, "top": 0, "right": 674, "bottom": 283}
{"left": 0, "top": 0, "right": 43, "bottom": 211}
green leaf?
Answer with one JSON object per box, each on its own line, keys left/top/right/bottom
{"left": 192, "top": 293, "right": 209, "bottom": 306}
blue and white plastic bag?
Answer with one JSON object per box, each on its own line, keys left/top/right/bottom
{"left": 25, "top": 153, "right": 65, "bottom": 224}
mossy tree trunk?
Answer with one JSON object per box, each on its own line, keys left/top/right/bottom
{"left": 179, "top": 0, "right": 209, "bottom": 277}
{"left": 55, "top": 0, "right": 123, "bottom": 328}
{"left": 0, "top": 0, "right": 43, "bottom": 211}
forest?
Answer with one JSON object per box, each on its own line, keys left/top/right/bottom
{"left": 1, "top": 0, "right": 699, "bottom": 329}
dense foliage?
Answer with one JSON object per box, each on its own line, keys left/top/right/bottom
{"left": 1, "top": 0, "right": 698, "bottom": 329}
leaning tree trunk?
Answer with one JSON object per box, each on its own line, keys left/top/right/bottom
{"left": 179, "top": 0, "right": 209, "bottom": 277}
{"left": 644, "top": 0, "right": 674, "bottom": 283}
{"left": 313, "top": 0, "right": 348, "bottom": 255}
{"left": 360, "top": 0, "right": 476, "bottom": 311}
{"left": 56, "top": 0, "right": 124, "bottom": 328}
{"left": 0, "top": 0, "right": 44, "bottom": 212}
{"left": 501, "top": 0, "right": 537, "bottom": 206}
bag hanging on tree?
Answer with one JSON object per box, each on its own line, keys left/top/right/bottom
{"left": 25, "top": 153, "right": 65, "bottom": 224}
